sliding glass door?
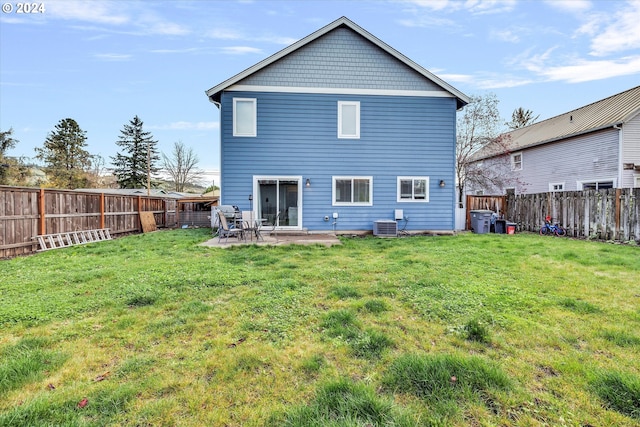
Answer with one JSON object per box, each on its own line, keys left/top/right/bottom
{"left": 255, "top": 176, "right": 301, "bottom": 229}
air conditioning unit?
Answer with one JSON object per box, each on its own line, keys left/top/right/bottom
{"left": 373, "top": 220, "right": 397, "bottom": 237}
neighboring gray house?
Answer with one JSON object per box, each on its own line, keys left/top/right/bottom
{"left": 205, "top": 17, "right": 469, "bottom": 233}
{"left": 469, "top": 85, "right": 640, "bottom": 195}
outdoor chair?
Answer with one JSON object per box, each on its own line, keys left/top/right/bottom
{"left": 241, "top": 211, "right": 262, "bottom": 241}
{"left": 217, "top": 210, "right": 243, "bottom": 243}
{"left": 267, "top": 211, "right": 281, "bottom": 242}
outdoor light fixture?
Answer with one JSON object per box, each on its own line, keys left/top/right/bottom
{"left": 248, "top": 194, "right": 253, "bottom": 201}
{"left": 439, "top": 180, "right": 445, "bottom": 187}
{"left": 306, "top": 178, "right": 311, "bottom": 187}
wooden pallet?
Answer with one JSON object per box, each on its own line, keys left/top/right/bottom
{"left": 35, "top": 229, "right": 112, "bottom": 251}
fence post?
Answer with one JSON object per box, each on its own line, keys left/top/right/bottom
{"left": 614, "top": 188, "right": 621, "bottom": 241}
{"left": 100, "top": 192, "right": 105, "bottom": 230}
{"left": 137, "top": 195, "right": 142, "bottom": 232}
{"left": 38, "top": 188, "right": 46, "bottom": 235}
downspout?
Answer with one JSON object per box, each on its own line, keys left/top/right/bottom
{"left": 613, "top": 124, "right": 623, "bottom": 188}
{"left": 210, "top": 97, "right": 223, "bottom": 204}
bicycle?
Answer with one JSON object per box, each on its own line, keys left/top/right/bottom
{"left": 539, "top": 216, "right": 566, "bottom": 236}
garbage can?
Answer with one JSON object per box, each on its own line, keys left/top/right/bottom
{"left": 506, "top": 222, "right": 517, "bottom": 234}
{"left": 494, "top": 219, "right": 506, "bottom": 234}
{"left": 470, "top": 210, "right": 492, "bottom": 234}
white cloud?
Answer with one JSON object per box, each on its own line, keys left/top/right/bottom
{"left": 440, "top": 71, "right": 533, "bottom": 89}
{"left": 536, "top": 55, "right": 640, "bottom": 83}
{"left": 205, "top": 28, "right": 244, "bottom": 40}
{"left": 589, "top": 1, "right": 640, "bottom": 56}
{"left": 146, "top": 21, "right": 190, "bottom": 36}
{"left": 221, "top": 46, "right": 263, "bottom": 55}
{"left": 543, "top": 0, "right": 592, "bottom": 13}
{"left": 150, "top": 48, "right": 201, "bottom": 54}
{"left": 93, "top": 53, "right": 132, "bottom": 61}
{"left": 206, "top": 28, "right": 296, "bottom": 46}
{"left": 400, "top": 0, "right": 516, "bottom": 14}
{"left": 47, "top": 0, "right": 129, "bottom": 25}
{"left": 490, "top": 28, "right": 521, "bottom": 43}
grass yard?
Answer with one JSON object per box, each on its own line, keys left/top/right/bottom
{"left": 1, "top": 230, "right": 639, "bottom": 426}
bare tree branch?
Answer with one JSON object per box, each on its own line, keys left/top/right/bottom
{"left": 162, "top": 141, "right": 203, "bottom": 192}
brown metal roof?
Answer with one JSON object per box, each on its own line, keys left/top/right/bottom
{"left": 475, "top": 85, "right": 640, "bottom": 160}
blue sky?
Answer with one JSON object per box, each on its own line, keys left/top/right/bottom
{"left": 1, "top": 0, "right": 639, "bottom": 187}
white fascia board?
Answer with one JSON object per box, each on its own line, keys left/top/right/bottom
{"left": 226, "top": 85, "right": 457, "bottom": 99}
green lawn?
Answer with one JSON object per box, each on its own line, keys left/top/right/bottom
{"left": 1, "top": 230, "right": 639, "bottom": 426}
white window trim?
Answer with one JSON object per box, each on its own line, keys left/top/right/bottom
{"left": 549, "top": 182, "right": 565, "bottom": 192}
{"left": 233, "top": 98, "right": 257, "bottom": 137}
{"left": 511, "top": 152, "right": 523, "bottom": 171}
{"left": 577, "top": 178, "right": 616, "bottom": 190}
{"left": 338, "top": 101, "right": 360, "bottom": 139}
{"left": 332, "top": 176, "right": 373, "bottom": 206}
{"left": 397, "top": 176, "right": 430, "bottom": 202}
{"left": 634, "top": 176, "right": 640, "bottom": 188}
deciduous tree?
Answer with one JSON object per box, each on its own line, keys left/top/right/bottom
{"left": 111, "top": 116, "right": 159, "bottom": 190}
{"left": 456, "top": 94, "right": 524, "bottom": 206}
{"left": 162, "top": 141, "right": 203, "bottom": 192}
{"left": 34, "top": 118, "right": 92, "bottom": 189}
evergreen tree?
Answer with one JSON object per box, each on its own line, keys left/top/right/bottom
{"left": 111, "top": 115, "right": 160, "bottom": 189}
{"left": 506, "top": 107, "right": 539, "bottom": 130}
{"left": 35, "top": 118, "right": 92, "bottom": 189}
{"left": 0, "top": 128, "right": 19, "bottom": 185}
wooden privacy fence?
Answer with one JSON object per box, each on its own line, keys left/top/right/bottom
{"left": 1, "top": 186, "right": 177, "bottom": 258}
{"left": 465, "top": 195, "right": 507, "bottom": 230}
{"left": 466, "top": 189, "right": 640, "bottom": 242}
{"left": 503, "top": 188, "right": 639, "bottom": 242}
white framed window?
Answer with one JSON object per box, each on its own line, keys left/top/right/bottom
{"left": 332, "top": 176, "right": 372, "bottom": 206}
{"left": 511, "top": 152, "right": 523, "bottom": 171}
{"left": 549, "top": 182, "right": 565, "bottom": 192}
{"left": 634, "top": 176, "right": 640, "bottom": 188}
{"left": 338, "top": 101, "right": 360, "bottom": 139}
{"left": 577, "top": 179, "right": 615, "bottom": 190}
{"left": 397, "top": 177, "right": 429, "bottom": 202}
{"left": 233, "top": 98, "right": 256, "bottom": 137}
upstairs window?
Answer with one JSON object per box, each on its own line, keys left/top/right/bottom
{"left": 333, "top": 176, "right": 372, "bottom": 206}
{"left": 397, "top": 177, "right": 429, "bottom": 202}
{"left": 233, "top": 98, "right": 256, "bottom": 137}
{"left": 511, "top": 152, "right": 523, "bottom": 171}
{"left": 338, "top": 101, "right": 360, "bottom": 139}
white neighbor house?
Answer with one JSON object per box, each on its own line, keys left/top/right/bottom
{"left": 468, "top": 85, "right": 640, "bottom": 196}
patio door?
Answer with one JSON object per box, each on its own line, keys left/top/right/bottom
{"left": 254, "top": 176, "right": 302, "bottom": 229}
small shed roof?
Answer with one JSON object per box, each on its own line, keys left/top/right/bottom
{"left": 475, "top": 85, "right": 640, "bottom": 160}
{"left": 205, "top": 16, "right": 469, "bottom": 109}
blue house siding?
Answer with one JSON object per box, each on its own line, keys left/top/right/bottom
{"left": 220, "top": 90, "right": 457, "bottom": 231}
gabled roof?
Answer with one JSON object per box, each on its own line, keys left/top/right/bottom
{"left": 475, "top": 85, "right": 640, "bottom": 160}
{"left": 205, "top": 16, "right": 469, "bottom": 109}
